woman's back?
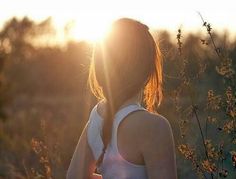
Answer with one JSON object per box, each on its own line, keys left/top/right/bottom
{"left": 87, "top": 100, "right": 176, "bottom": 179}
{"left": 87, "top": 101, "right": 148, "bottom": 178}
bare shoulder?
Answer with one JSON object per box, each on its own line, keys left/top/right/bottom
{"left": 132, "top": 110, "right": 175, "bottom": 153}
{"left": 134, "top": 111, "right": 177, "bottom": 178}
{"left": 133, "top": 110, "right": 172, "bottom": 137}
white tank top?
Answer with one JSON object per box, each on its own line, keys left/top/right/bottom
{"left": 87, "top": 102, "right": 148, "bottom": 179}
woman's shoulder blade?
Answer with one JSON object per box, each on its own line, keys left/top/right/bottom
{"left": 133, "top": 110, "right": 169, "bottom": 129}
{"left": 132, "top": 111, "right": 172, "bottom": 143}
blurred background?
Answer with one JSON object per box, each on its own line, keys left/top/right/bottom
{"left": 0, "top": 0, "right": 236, "bottom": 178}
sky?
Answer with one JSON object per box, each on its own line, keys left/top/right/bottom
{"left": 1, "top": 0, "right": 236, "bottom": 41}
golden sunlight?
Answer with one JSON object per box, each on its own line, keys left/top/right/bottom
{"left": 1, "top": 0, "right": 235, "bottom": 42}
{"left": 70, "top": 19, "right": 112, "bottom": 42}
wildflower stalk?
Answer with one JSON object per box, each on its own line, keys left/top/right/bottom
{"left": 22, "top": 160, "right": 31, "bottom": 179}
{"left": 216, "top": 143, "right": 223, "bottom": 179}
{"left": 192, "top": 104, "right": 215, "bottom": 179}
{"left": 176, "top": 28, "right": 214, "bottom": 178}
{"left": 197, "top": 12, "right": 222, "bottom": 61}
{"left": 192, "top": 105, "right": 208, "bottom": 159}
{"left": 205, "top": 115, "right": 208, "bottom": 139}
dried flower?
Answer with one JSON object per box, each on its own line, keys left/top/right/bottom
{"left": 207, "top": 90, "right": 221, "bottom": 110}
{"left": 222, "top": 120, "right": 234, "bottom": 134}
{"left": 201, "top": 159, "right": 217, "bottom": 173}
{"left": 204, "top": 140, "right": 218, "bottom": 159}
{"left": 207, "top": 116, "right": 217, "bottom": 123}
{"left": 219, "top": 169, "right": 228, "bottom": 178}
{"left": 206, "top": 23, "right": 212, "bottom": 34}
{"left": 230, "top": 151, "right": 236, "bottom": 168}
{"left": 225, "top": 86, "right": 236, "bottom": 118}
{"left": 178, "top": 144, "right": 195, "bottom": 160}
{"left": 200, "top": 39, "right": 209, "bottom": 45}
{"left": 177, "top": 28, "right": 182, "bottom": 55}
{"left": 216, "top": 58, "right": 235, "bottom": 78}
{"left": 31, "top": 138, "right": 43, "bottom": 154}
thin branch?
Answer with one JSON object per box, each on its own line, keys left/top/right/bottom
{"left": 192, "top": 105, "right": 209, "bottom": 159}
{"left": 197, "top": 12, "right": 222, "bottom": 61}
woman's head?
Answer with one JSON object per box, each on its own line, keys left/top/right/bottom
{"left": 89, "top": 18, "right": 163, "bottom": 112}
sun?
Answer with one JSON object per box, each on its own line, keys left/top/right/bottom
{"left": 69, "top": 17, "right": 113, "bottom": 42}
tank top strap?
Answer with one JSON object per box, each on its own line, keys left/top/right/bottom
{"left": 87, "top": 102, "right": 146, "bottom": 160}
{"left": 111, "top": 104, "right": 146, "bottom": 152}
{"left": 87, "top": 103, "right": 104, "bottom": 160}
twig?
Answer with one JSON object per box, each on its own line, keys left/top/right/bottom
{"left": 192, "top": 105, "right": 209, "bottom": 159}
{"left": 192, "top": 105, "right": 215, "bottom": 179}
{"left": 197, "top": 12, "right": 222, "bottom": 61}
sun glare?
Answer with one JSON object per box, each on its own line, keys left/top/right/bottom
{"left": 2, "top": 0, "right": 235, "bottom": 42}
{"left": 69, "top": 18, "right": 113, "bottom": 42}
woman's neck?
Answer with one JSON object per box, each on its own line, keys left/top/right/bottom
{"left": 119, "top": 94, "right": 141, "bottom": 108}
{"left": 98, "top": 92, "right": 142, "bottom": 117}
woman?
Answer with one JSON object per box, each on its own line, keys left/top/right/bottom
{"left": 67, "top": 18, "right": 177, "bottom": 179}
